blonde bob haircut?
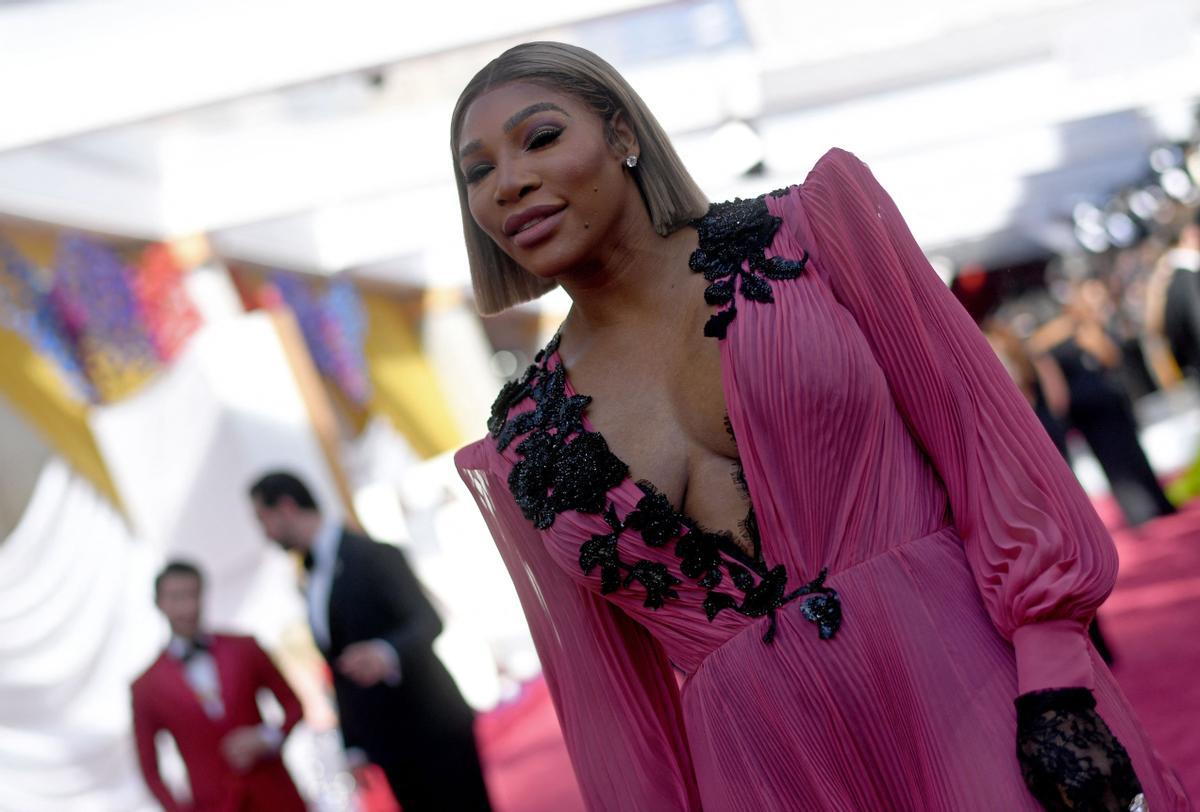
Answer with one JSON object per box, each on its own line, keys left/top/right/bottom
{"left": 450, "top": 41, "right": 710, "bottom": 315}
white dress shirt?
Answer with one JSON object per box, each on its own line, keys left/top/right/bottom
{"left": 306, "top": 517, "right": 343, "bottom": 651}
{"left": 168, "top": 635, "right": 224, "bottom": 719}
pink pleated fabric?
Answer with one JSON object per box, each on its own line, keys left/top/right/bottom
{"left": 456, "top": 149, "right": 1192, "bottom": 811}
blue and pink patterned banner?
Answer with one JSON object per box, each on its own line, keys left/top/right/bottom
{"left": 0, "top": 236, "right": 94, "bottom": 400}
{"left": 272, "top": 272, "right": 371, "bottom": 406}
{"left": 53, "top": 234, "right": 161, "bottom": 401}
{"left": 0, "top": 233, "right": 204, "bottom": 403}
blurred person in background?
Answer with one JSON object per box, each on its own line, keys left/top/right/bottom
{"left": 1145, "top": 213, "right": 1200, "bottom": 505}
{"left": 131, "top": 561, "right": 306, "bottom": 812}
{"left": 1147, "top": 214, "right": 1200, "bottom": 383}
{"left": 984, "top": 314, "right": 1072, "bottom": 458}
{"left": 451, "top": 41, "right": 1187, "bottom": 810}
{"left": 1031, "top": 278, "right": 1176, "bottom": 528}
{"left": 248, "top": 472, "right": 492, "bottom": 812}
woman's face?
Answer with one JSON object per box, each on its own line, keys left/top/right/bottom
{"left": 457, "top": 81, "right": 640, "bottom": 280}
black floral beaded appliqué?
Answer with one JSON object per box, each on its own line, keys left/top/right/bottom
{"left": 488, "top": 195, "right": 839, "bottom": 644}
{"left": 489, "top": 335, "right": 628, "bottom": 530}
{"left": 689, "top": 190, "right": 809, "bottom": 339}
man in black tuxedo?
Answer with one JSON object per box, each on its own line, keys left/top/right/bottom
{"left": 249, "top": 471, "right": 491, "bottom": 811}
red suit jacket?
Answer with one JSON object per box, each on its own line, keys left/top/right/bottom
{"left": 131, "top": 634, "right": 305, "bottom": 812}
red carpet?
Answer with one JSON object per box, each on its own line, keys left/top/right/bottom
{"left": 476, "top": 678, "right": 584, "bottom": 812}
{"left": 475, "top": 500, "right": 1200, "bottom": 810}
{"left": 1097, "top": 499, "right": 1200, "bottom": 800}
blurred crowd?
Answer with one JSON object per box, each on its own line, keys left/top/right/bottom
{"left": 982, "top": 146, "right": 1200, "bottom": 529}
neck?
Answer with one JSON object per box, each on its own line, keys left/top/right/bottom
{"left": 557, "top": 218, "right": 697, "bottom": 341}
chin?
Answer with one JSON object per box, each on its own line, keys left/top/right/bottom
{"left": 520, "top": 263, "right": 571, "bottom": 283}
{"left": 517, "top": 246, "right": 590, "bottom": 282}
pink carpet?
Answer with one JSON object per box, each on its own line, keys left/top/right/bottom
{"left": 475, "top": 499, "right": 1200, "bottom": 810}
{"left": 476, "top": 678, "right": 584, "bottom": 812}
{"left": 1095, "top": 498, "right": 1200, "bottom": 800}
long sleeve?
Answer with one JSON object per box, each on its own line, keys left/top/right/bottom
{"left": 249, "top": 639, "right": 304, "bottom": 738}
{"left": 798, "top": 148, "right": 1118, "bottom": 694}
{"left": 456, "top": 444, "right": 702, "bottom": 812}
{"left": 130, "top": 685, "right": 183, "bottom": 812}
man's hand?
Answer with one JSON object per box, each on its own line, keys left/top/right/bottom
{"left": 336, "top": 641, "right": 400, "bottom": 687}
{"left": 220, "top": 727, "right": 272, "bottom": 773}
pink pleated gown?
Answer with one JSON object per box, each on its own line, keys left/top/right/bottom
{"left": 456, "top": 148, "right": 1192, "bottom": 811}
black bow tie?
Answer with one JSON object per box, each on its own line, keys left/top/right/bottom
{"left": 180, "top": 638, "right": 210, "bottom": 663}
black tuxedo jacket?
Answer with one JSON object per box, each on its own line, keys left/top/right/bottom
{"left": 322, "top": 530, "right": 474, "bottom": 758}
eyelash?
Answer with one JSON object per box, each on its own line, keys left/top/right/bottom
{"left": 463, "top": 125, "right": 565, "bottom": 185}
{"left": 525, "top": 126, "right": 563, "bottom": 149}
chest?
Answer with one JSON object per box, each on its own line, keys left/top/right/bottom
{"left": 562, "top": 291, "right": 746, "bottom": 542}
{"left": 154, "top": 651, "right": 250, "bottom": 730}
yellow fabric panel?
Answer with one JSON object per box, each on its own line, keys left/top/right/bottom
{"left": 0, "top": 325, "right": 122, "bottom": 509}
{"left": 1, "top": 227, "right": 57, "bottom": 267}
{"left": 361, "top": 292, "right": 462, "bottom": 458}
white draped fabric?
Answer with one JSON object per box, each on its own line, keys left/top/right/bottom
{"left": 0, "top": 458, "right": 161, "bottom": 811}
{"left": 1, "top": 313, "right": 350, "bottom": 809}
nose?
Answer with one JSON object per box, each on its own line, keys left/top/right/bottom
{"left": 493, "top": 158, "right": 540, "bottom": 206}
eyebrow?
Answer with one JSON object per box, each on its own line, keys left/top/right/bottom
{"left": 458, "top": 102, "right": 571, "bottom": 160}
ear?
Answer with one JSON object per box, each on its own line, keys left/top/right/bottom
{"left": 609, "top": 110, "right": 640, "bottom": 160}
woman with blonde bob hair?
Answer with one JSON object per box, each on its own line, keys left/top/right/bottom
{"left": 453, "top": 41, "right": 1185, "bottom": 811}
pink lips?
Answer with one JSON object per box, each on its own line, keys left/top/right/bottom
{"left": 503, "top": 204, "right": 567, "bottom": 249}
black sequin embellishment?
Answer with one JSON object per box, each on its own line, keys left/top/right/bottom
{"left": 794, "top": 570, "right": 842, "bottom": 641}
{"left": 579, "top": 505, "right": 624, "bottom": 594}
{"left": 689, "top": 193, "right": 809, "bottom": 339}
{"left": 491, "top": 334, "right": 628, "bottom": 530}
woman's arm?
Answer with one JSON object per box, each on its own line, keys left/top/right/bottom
{"left": 795, "top": 149, "right": 1140, "bottom": 809}
{"left": 798, "top": 148, "right": 1114, "bottom": 693}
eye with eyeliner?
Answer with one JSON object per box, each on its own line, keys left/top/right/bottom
{"left": 462, "top": 123, "right": 564, "bottom": 185}
{"left": 464, "top": 163, "right": 492, "bottom": 184}
{"left": 525, "top": 124, "right": 564, "bottom": 150}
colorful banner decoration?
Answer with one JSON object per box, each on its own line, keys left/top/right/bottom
{"left": 0, "top": 236, "right": 93, "bottom": 400}
{"left": 52, "top": 235, "right": 161, "bottom": 402}
{"left": 132, "top": 243, "right": 202, "bottom": 362}
{"left": 272, "top": 272, "right": 371, "bottom": 406}
{"left": 0, "top": 237, "right": 121, "bottom": 505}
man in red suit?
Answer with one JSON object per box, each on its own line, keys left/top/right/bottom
{"left": 131, "top": 561, "right": 307, "bottom": 811}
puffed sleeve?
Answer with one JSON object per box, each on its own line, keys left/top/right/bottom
{"left": 798, "top": 147, "right": 1117, "bottom": 694}
{"left": 455, "top": 442, "right": 701, "bottom": 812}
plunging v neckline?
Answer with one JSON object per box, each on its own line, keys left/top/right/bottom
{"left": 546, "top": 338, "right": 764, "bottom": 570}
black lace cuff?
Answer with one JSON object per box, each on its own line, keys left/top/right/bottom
{"left": 1016, "top": 687, "right": 1096, "bottom": 720}
{"left": 1014, "top": 688, "right": 1144, "bottom": 811}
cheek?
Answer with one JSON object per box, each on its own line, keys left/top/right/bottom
{"left": 556, "top": 148, "right": 611, "bottom": 191}
{"left": 467, "top": 196, "right": 501, "bottom": 242}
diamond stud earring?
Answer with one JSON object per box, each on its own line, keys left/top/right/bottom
{"left": 624, "top": 155, "right": 638, "bottom": 168}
